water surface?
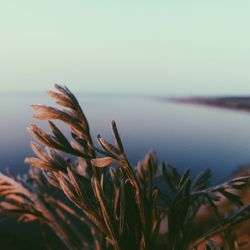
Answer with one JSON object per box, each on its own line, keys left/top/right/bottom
{"left": 1, "top": 92, "right": 250, "bottom": 184}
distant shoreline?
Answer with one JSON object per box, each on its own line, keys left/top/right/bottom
{"left": 168, "top": 96, "right": 250, "bottom": 113}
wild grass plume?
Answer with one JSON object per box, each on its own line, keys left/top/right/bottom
{"left": 1, "top": 85, "right": 250, "bottom": 249}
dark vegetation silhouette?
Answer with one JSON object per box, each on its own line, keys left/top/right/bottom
{"left": 0, "top": 85, "right": 250, "bottom": 249}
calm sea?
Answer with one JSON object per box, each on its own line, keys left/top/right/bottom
{"left": 1, "top": 92, "right": 250, "bottom": 185}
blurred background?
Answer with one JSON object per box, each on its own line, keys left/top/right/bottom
{"left": 1, "top": 1, "right": 250, "bottom": 95}
{"left": 1, "top": 0, "right": 250, "bottom": 178}
{"left": 1, "top": 1, "right": 250, "bottom": 248}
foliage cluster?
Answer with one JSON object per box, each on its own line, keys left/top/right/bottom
{"left": 0, "top": 85, "right": 250, "bottom": 249}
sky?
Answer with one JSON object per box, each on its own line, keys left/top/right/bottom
{"left": 0, "top": 1, "right": 250, "bottom": 95}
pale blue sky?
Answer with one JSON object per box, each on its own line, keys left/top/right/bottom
{"left": 0, "top": 1, "right": 250, "bottom": 95}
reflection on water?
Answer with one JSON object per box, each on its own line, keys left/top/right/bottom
{"left": 1, "top": 92, "right": 250, "bottom": 184}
